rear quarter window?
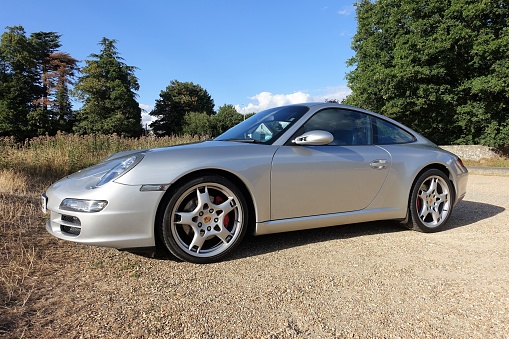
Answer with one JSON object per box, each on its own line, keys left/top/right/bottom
{"left": 373, "top": 117, "right": 416, "bottom": 144}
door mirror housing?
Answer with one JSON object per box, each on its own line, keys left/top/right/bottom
{"left": 292, "top": 130, "right": 334, "bottom": 146}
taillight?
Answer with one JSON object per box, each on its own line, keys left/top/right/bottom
{"left": 456, "top": 158, "right": 466, "bottom": 169}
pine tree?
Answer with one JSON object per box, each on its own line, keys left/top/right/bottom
{"left": 74, "top": 38, "right": 142, "bottom": 136}
{"left": 47, "top": 52, "right": 79, "bottom": 133}
{"left": 0, "top": 26, "right": 39, "bottom": 139}
{"left": 29, "top": 31, "right": 62, "bottom": 134}
{"left": 0, "top": 26, "right": 78, "bottom": 139}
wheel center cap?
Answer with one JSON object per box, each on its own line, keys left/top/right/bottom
{"left": 203, "top": 216, "right": 212, "bottom": 224}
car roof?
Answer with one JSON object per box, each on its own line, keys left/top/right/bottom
{"left": 277, "top": 102, "right": 436, "bottom": 146}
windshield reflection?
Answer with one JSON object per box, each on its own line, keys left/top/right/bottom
{"left": 215, "top": 105, "right": 309, "bottom": 144}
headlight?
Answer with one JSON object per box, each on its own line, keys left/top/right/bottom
{"left": 60, "top": 198, "right": 108, "bottom": 212}
{"left": 96, "top": 154, "right": 142, "bottom": 187}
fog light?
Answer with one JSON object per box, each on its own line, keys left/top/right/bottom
{"left": 60, "top": 198, "right": 108, "bottom": 213}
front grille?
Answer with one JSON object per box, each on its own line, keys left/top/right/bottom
{"left": 60, "top": 214, "right": 81, "bottom": 235}
{"left": 61, "top": 225, "right": 81, "bottom": 235}
{"left": 61, "top": 214, "right": 81, "bottom": 226}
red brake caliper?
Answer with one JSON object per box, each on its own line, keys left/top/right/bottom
{"left": 214, "top": 196, "right": 230, "bottom": 228}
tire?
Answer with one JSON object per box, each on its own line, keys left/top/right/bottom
{"left": 405, "top": 169, "right": 454, "bottom": 233}
{"left": 159, "top": 175, "right": 248, "bottom": 263}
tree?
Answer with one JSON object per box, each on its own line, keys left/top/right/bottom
{"left": 454, "top": 1, "right": 509, "bottom": 147}
{"left": 214, "top": 104, "right": 243, "bottom": 135}
{"left": 29, "top": 31, "right": 62, "bottom": 134}
{"left": 0, "top": 26, "right": 39, "bottom": 140}
{"left": 73, "top": 37, "right": 142, "bottom": 136}
{"left": 345, "top": 0, "right": 509, "bottom": 147}
{"left": 150, "top": 80, "right": 214, "bottom": 135}
{"left": 29, "top": 33, "right": 78, "bottom": 134}
{"left": 0, "top": 26, "right": 78, "bottom": 139}
{"left": 47, "top": 52, "right": 79, "bottom": 133}
{"left": 183, "top": 111, "right": 214, "bottom": 136}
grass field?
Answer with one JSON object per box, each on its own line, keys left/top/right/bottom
{"left": 0, "top": 133, "right": 205, "bottom": 335}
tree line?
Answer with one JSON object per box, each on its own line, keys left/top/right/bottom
{"left": 345, "top": 0, "right": 509, "bottom": 147}
{"left": 0, "top": 26, "right": 78, "bottom": 140}
{"left": 0, "top": 26, "right": 247, "bottom": 141}
{"left": 2, "top": 0, "right": 509, "bottom": 149}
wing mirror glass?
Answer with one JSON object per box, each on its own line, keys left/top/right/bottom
{"left": 292, "top": 130, "right": 333, "bottom": 146}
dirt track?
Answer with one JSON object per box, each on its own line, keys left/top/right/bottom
{"left": 8, "top": 174, "right": 509, "bottom": 338}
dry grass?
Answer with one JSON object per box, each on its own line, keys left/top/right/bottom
{"left": 0, "top": 169, "right": 28, "bottom": 195}
{"left": 0, "top": 187, "right": 47, "bottom": 336}
{"left": 0, "top": 132, "right": 206, "bottom": 180}
{"left": 0, "top": 133, "right": 205, "bottom": 336}
{"left": 463, "top": 157, "right": 509, "bottom": 168}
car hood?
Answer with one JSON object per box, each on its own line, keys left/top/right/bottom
{"left": 115, "top": 140, "right": 279, "bottom": 186}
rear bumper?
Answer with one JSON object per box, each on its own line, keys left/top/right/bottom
{"left": 455, "top": 170, "right": 469, "bottom": 205}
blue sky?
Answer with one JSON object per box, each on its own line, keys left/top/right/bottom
{"left": 1, "top": 0, "right": 358, "bottom": 125}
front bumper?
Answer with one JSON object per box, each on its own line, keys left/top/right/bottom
{"left": 44, "top": 179, "right": 166, "bottom": 249}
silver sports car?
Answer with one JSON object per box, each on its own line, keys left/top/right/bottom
{"left": 42, "top": 103, "right": 468, "bottom": 263}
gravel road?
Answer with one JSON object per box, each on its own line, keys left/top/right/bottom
{"left": 27, "top": 174, "right": 509, "bottom": 338}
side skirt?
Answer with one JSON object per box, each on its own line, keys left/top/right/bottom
{"left": 254, "top": 208, "right": 404, "bottom": 236}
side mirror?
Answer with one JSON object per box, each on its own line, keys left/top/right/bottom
{"left": 292, "top": 130, "right": 334, "bottom": 146}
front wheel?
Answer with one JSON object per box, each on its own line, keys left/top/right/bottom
{"left": 159, "top": 175, "right": 248, "bottom": 263}
{"left": 405, "top": 169, "right": 454, "bottom": 233}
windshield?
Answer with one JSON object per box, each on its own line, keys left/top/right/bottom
{"left": 215, "top": 105, "right": 309, "bottom": 144}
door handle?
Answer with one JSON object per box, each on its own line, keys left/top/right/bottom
{"left": 370, "top": 159, "right": 388, "bottom": 170}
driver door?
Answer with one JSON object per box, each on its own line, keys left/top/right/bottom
{"left": 270, "top": 108, "right": 391, "bottom": 220}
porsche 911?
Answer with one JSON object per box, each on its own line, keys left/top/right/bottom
{"left": 42, "top": 103, "right": 468, "bottom": 263}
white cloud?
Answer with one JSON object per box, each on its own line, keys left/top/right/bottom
{"left": 236, "top": 86, "right": 352, "bottom": 114}
{"left": 311, "top": 85, "right": 352, "bottom": 103}
{"left": 338, "top": 5, "right": 354, "bottom": 16}
{"left": 236, "top": 91, "right": 310, "bottom": 114}
{"left": 139, "top": 103, "right": 155, "bottom": 127}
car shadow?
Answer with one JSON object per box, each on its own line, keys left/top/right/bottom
{"left": 442, "top": 200, "right": 505, "bottom": 230}
{"left": 130, "top": 200, "right": 504, "bottom": 262}
{"left": 231, "top": 220, "right": 404, "bottom": 261}
{"left": 230, "top": 200, "right": 505, "bottom": 261}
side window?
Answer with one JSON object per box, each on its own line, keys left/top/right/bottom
{"left": 298, "top": 109, "right": 371, "bottom": 145}
{"left": 373, "top": 117, "right": 415, "bottom": 144}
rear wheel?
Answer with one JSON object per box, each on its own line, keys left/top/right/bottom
{"left": 405, "top": 169, "right": 454, "bottom": 233}
{"left": 159, "top": 175, "right": 248, "bottom": 263}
